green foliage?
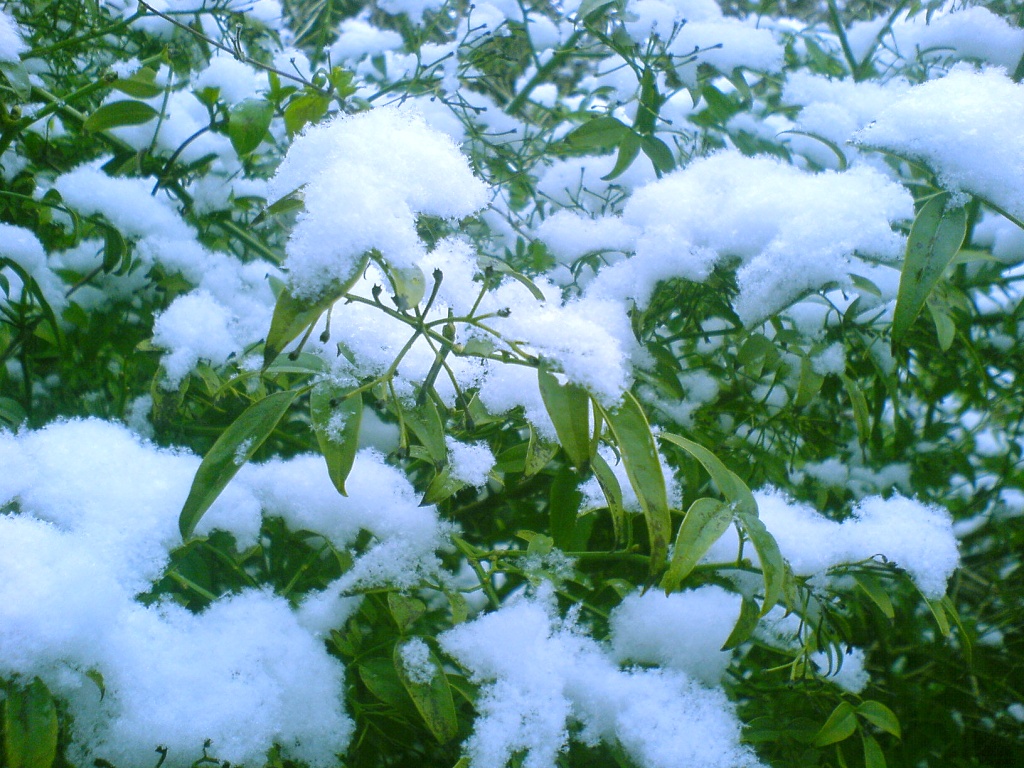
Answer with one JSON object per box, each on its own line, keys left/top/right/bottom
{"left": 2, "top": 1, "right": 1024, "bottom": 768}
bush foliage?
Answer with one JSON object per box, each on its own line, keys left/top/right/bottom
{"left": 1, "top": 1, "right": 1023, "bottom": 767}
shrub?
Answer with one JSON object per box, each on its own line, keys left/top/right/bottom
{"left": 1, "top": 1, "right": 1023, "bottom": 767}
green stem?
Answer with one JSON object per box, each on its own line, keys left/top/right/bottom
{"left": 825, "top": 0, "right": 860, "bottom": 81}
{"left": 505, "top": 29, "right": 584, "bottom": 116}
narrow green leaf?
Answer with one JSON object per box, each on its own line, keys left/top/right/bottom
{"left": 263, "top": 254, "right": 367, "bottom": 368}
{"left": 857, "top": 701, "right": 902, "bottom": 738}
{"left": 813, "top": 701, "right": 858, "bottom": 747}
{"left": 778, "top": 130, "right": 849, "bottom": 170}
{"left": 721, "top": 595, "right": 761, "bottom": 650}
{"left": 661, "top": 497, "right": 733, "bottom": 591}
{"left": 659, "top": 433, "right": 757, "bottom": 515}
{"left": 4, "top": 678, "right": 58, "bottom": 768}
{"left": 795, "top": 355, "right": 825, "bottom": 408}
{"left": 598, "top": 392, "right": 671, "bottom": 571}
{"left": 179, "top": 390, "right": 298, "bottom": 539}
{"left": 591, "top": 450, "right": 627, "bottom": 546}
{"left": 601, "top": 131, "right": 641, "bottom": 181}
{"left": 311, "top": 381, "right": 362, "bottom": 496}
{"left": 562, "top": 116, "right": 629, "bottom": 151}
{"left": 402, "top": 397, "right": 448, "bottom": 465}
{"left": 840, "top": 374, "right": 871, "bottom": 447}
{"left": 926, "top": 298, "right": 956, "bottom": 351}
{"left": 924, "top": 595, "right": 951, "bottom": 636}
{"left": 893, "top": 194, "right": 968, "bottom": 344}
{"left": 0, "top": 396, "right": 28, "bottom": 428}
{"left": 550, "top": 464, "right": 583, "bottom": 550}
{"left": 853, "top": 572, "right": 895, "bottom": 619}
{"left": 538, "top": 368, "right": 592, "bottom": 470}
{"left": 100, "top": 223, "right": 127, "bottom": 273}
{"left": 640, "top": 135, "right": 675, "bottom": 175}
{"left": 83, "top": 99, "right": 159, "bottom": 132}
{"left": 422, "top": 466, "right": 466, "bottom": 505}
{"left": 477, "top": 255, "right": 546, "bottom": 300}
{"left": 394, "top": 643, "right": 458, "bottom": 743}
{"left": 524, "top": 425, "right": 559, "bottom": 479}
{"left": 253, "top": 186, "right": 305, "bottom": 226}
{"left": 862, "top": 733, "right": 887, "bottom": 768}
{"left": 0, "top": 59, "right": 32, "bottom": 99}
{"left": 941, "top": 594, "right": 973, "bottom": 666}
{"left": 112, "top": 67, "right": 162, "bottom": 98}
{"left": 735, "top": 509, "right": 786, "bottom": 616}
{"left": 228, "top": 98, "right": 274, "bottom": 156}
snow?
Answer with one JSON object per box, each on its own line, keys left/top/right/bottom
{"left": 704, "top": 487, "right": 960, "bottom": 599}
{"left": 0, "top": 8, "right": 27, "bottom": 63}
{"left": 439, "top": 590, "right": 764, "bottom": 768}
{"left": 587, "top": 151, "right": 913, "bottom": 324}
{"left": 0, "top": 421, "right": 451, "bottom": 765}
{"left": 609, "top": 586, "right": 740, "bottom": 685}
{"left": 446, "top": 436, "right": 496, "bottom": 487}
{"left": 268, "top": 107, "right": 488, "bottom": 300}
{"left": 855, "top": 67, "right": 1024, "bottom": 221}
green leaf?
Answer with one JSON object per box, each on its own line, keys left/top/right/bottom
{"left": 795, "top": 355, "right": 825, "bottom": 408}
{"left": 310, "top": 381, "right": 362, "bottom": 496}
{"left": 99, "top": 222, "right": 128, "bottom": 274}
{"left": 402, "top": 397, "right": 448, "bottom": 465}
{"left": 853, "top": 572, "right": 895, "bottom": 619}
{"left": 640, "top": 135, "right": 675, "bottom": 175}
{"left": 538, "top": 368, "right": 593, "bottom": 470}
{"left": 83, "top": 99, "right": 159, "bottom": 132}
{"left": 575, "top": 0, "right": 620, "bottom": 20}
{"left": 857, "top": 701, "right": 901, "bottom": 738}
{"left": 0, "top": 396, "right": 27, "bottom": 429}
{"left": 924, "top": 595, "right": 951, "bottom": 636}
{"left": 284, "top": 91, "right": 330, "bottom": 136}
{"left": 562, "top": 116, "right": 629, "bottom": 151}
{"left": 601, "top": 131, "right": 641, "bottom": 181}
{"left": 386, "top": 263, "right": 426, "bottom": 310}
{"left": 4, "top": 678, "right": 58, "bottom": 768}
{"left": 721, "top": 595, "right": 761, "bottom": 650}
{"left": 0, "top": 59, "right": 32, "bottom": 99}
{"left": 359, "top": 659, "right": 408, "bottom": 708}
{"left": 477, "top": 255, "right": 546, "bottom": 301}
{"left": 113, "top": 67, "right": 162, "bottom": 98}
{"left": 263, "top": 254, "right": 367, "bottom": 368}
{"left": 661, "top": 497, "right": 733, "bottom": 591}
{"left": 524, "top": 425, "right": 559, "bottom": 479}
{"left": 422, "top": 466, "right": 466, "bottom": 505}
{"left": 735, "top": 508, "right": 786, "bottom": 616}
{"left": 179, "top": 389, "right": 299, "bottom": 539}
{"left": 253, "top": 186, "right": 306, "bottom": 226}
{"left": 893, "top": 194, "right": 968, "bottom": 345}
{"left": 659, "top": 433, "right": 757, "bottom": 515}
{"left": 941, "top": 594, "right": 973, "bottom": 666}
{"left": 813, "top": 701, "right": 858, "bottom": 747}
{"left": 779, "top": 129, "right": 849, "bottom": 170}
{"left": 862, "top": 733, "right": 887, "bottom": 768}
{"left": 926, "top": 297, "right": 956, "bottom": 351}
{"left": 598, "top": 392, "right": 671, "bottom": 571}
{"left": 388, "top": 593, "right": 427, "bottom": 634}
{"left": 228, "top": 98, "right": 274, "bottom": 156}
{"left": 840, "top": 374, "right": 871, "bottom": 447}
{"left": 394, "top": 643, "right": 458, "bottom": 743}
{"left": 550, "top": 464, "right": 583, "bottom": 550}
{"left": 591, "top": 450, "right": 627, "bottom": 546}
